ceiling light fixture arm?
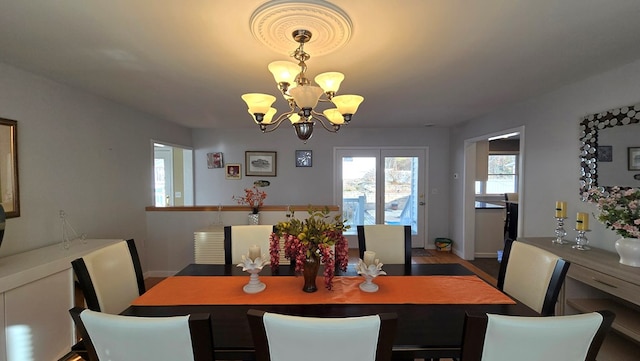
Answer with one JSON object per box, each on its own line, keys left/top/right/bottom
{"left": 311, "top": 110, "right": 341, "bottom": 132}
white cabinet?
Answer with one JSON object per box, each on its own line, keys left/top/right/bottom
{"left": 0, "top": 239, "right": 122, "bottom": 361}
{"left": 520, "top": 237, "right": 640, "bottom": 360}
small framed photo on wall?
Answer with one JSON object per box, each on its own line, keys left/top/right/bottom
{"left": 628, "top": 147, "right": 640, "bottom": 170}
{"left": 295, "top": 150, "right": 312, "bottom": 167}
{"left": 207, "top": 152, "right": 224, "bottom": 169}
{"left": 225, "top": 164, "right": 241, "bottom": 179}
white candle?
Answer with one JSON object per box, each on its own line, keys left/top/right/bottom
{"left": 363, "top": 251, "right": 376, "bottom": 266}
{"left": 249, "top": 245, "right": 261, "bottom": 261}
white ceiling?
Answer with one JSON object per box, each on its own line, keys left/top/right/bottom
{"left": 2, "top": 0, "right": 640, "bottom": 130}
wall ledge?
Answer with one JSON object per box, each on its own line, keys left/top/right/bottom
{"left": 145, "top": 205, "right": 339, "bottom": 212}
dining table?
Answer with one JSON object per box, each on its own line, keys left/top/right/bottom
{"left": 122, "top": 263, "right": 537, "bottom": 360}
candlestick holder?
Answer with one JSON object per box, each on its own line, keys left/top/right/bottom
{"left": 355, "top": 258, "right": 387, "bottom": 292}
{"left": 572, "top": 229, "right": 591, "bottom": 251}
{"left": 552, "top": 217, "right": 569, "bottom": 244}
{"left": 237, "top": 254, "right": 270, "bottom": 293}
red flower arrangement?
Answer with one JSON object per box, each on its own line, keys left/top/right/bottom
{"left": 269, "top": 208, "right": 349, "bottom": 290}
{"left": 232, "top": 186, "right": 267, "bottom": 214}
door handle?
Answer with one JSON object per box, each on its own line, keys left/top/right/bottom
{"left": 419, "top": 201, "right": 425, "bottom": 206}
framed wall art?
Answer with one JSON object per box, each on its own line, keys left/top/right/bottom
{"left": 207, "top": 152, "right": 223, "bottom": 169}
{"left": 295, "top": 150, "right": 312, "bottom": 167}
{"left": 245, "top": 151, "right": 277, "bottom": 176}
{"left": 628, "top": 147, "right": 640, "bottom": 170}
{"left": 225, "top": 164, "right": 241, "bottom": 179}
{"left": 0, "top": 118, "right": 19, "bottom": 218}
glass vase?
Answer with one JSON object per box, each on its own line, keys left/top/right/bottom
{"left": 248, "top": 213, "right": 260, "bottom": 225}
{"left": 302, "top": 254, "right": 320, "bottom": 293}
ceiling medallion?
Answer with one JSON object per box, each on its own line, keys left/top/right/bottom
{"left": 249, "top": 0, "right": 353, "bottom": 57}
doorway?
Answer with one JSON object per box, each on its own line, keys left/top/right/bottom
{"left": 153, "top": 142, "right": 194, "bottom": 207}
{"left": 461, "top": 127, "right": 524, "bottom": 260}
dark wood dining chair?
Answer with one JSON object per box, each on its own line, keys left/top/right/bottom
{"left": 247, "top": 309, "right": 397, "bottom": 361}
{"left": 357, "top": 225, "right": 411, "bottom": 265}
{"left": 498, "top": 238, "right": 570, "bottom": 316}
{"left": 70, "top": 307, "right": 214, "bottom": 361}
{"left": 460, "top": 310, "right": 615, "bottom": 361}
{"left": 72, "top": 238, "right": 145, "bottom": 314}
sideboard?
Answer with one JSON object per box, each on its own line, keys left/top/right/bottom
{"left": 520, "top": 237, "right": 640, "bottom": 361}
{"left": 0, "top": 239, "right": 122, "bottom": 361}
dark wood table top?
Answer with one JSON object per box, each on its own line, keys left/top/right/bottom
{"left": 124, "top": 263, "right": 535, "bottom": 359}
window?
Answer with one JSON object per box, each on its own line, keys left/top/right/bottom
{"left": 485, "top": 154, "right": 517, "bottom": 194}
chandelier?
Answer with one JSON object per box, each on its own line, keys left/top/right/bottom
{"left": 241, "top": 29, "right": 364, "bottom": 142}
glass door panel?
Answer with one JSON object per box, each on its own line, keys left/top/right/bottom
{"left": 383, "top": 156, "right": 419, "bottom": 235}
{"left": 341, "top": 156, "right": 376, "bottom": 231}
{"left": 336, "top": 148, "right": 426, "bottom": 248}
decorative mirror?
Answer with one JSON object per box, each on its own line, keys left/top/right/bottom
{"left": 579, "top": 103, "right": 640, "bottom": 200}
{"left": 0, "top": 117, "right": 19, "bottom": 217}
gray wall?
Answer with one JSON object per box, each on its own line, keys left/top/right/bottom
{"left": 450, "top": 58, "right": 640, "bottom": 254}
{"left": 0, "top": 62, "right": 192, "bottom": 264}
{"left": 192, "top": 126, "right": 451, "bottom": 247}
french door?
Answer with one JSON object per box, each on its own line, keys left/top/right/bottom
{"left": 334, "top": 147, "right": 427, "bottom": 248}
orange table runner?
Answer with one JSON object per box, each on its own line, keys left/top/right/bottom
{"left": 132, "top": 275, "right": 514, "bottom": 306}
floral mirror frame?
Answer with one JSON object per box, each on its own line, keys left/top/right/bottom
{"left": 579, "top": 103, "right": 640, "bottom": 201}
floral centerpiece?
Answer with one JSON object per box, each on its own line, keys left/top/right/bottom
{"left": 233, "top": 185, "right": 267, "bottom": 214}
{"left": 587, "top": 186, "right": 640, "bottom": 238}
{"left": 269, "top": 208, "right": 349, "bottom": 290}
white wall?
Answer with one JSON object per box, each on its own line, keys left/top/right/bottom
{"left": 0, "top": 62, "right": 192, "bottom": 265}
{"left": 450, "top": 58, "right": 640, "bottom": 254}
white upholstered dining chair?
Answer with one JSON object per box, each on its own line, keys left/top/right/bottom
{"left": 69, "top": 307, "right": 214, "bottom": 361}
{"left": 72, "top": 239, "right": 145, "bottom": 314}
{"left": 497, "top": 238, "right": 570, "bottom": 316}
{"left": 357, "top": 225, "right": 411, "bottom": 265}
{"left": 224, "top": 225, "right": 278, "bottom": 264}
{"left": 460, "top": 310, "right": 615, "bottom": 361}
{"left": 247, "top": 309, "right": 397, "bottom": 361}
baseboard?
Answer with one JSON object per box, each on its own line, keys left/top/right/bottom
{"left": 474, "top": 253, "right": 499, "bottom": 258}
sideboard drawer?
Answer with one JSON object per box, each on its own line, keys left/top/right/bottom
{"left": 568, "top": 263, "right": 640, "bottom": 305}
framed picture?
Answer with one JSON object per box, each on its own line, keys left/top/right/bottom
{"left": 207, "top": 152, "right": 223, "bottom": 169}
{"left": 628, "top": 147, "right": 640, "bottom": 170}
{"left": 245, "top": 151, "right": 277, "bottom": 176}
{"left": 597, "top": 146, "right": 612, "bottom": 162}
{"left": 225, "top": 164, "right": 241, "bottom": 179}
{"left": 295, "top": 150, "right": 312, "bottom": 167}
{"left": 0, "top": 118, "right": 19, "bottom": 218}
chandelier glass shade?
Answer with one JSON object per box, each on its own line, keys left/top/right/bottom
{"left": 241, "top": 29, "right": 364, "bottom": 142}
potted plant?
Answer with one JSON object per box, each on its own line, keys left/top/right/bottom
{"left": 269, "top": 208, "right": 349, "bottom": 291}
{"left": 587, "top": 186, "right": 640, "bottom": 266}
{"left": 233, "top": 185, "right": 267, "bottom": 224}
